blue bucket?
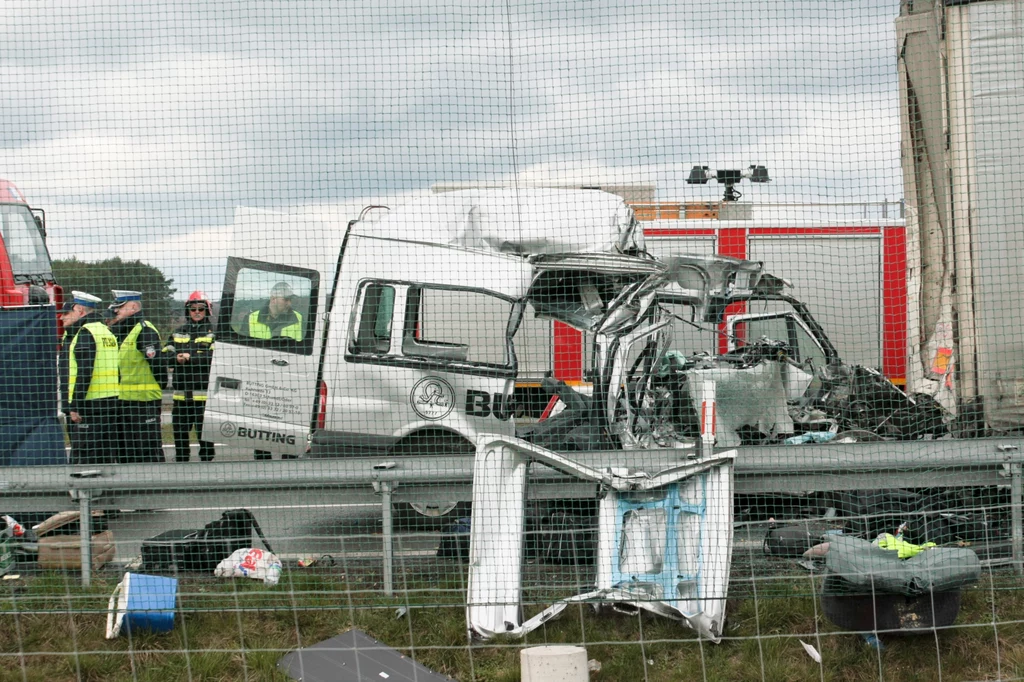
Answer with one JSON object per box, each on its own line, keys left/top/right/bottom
{"left": 105, "top": 572, "right": 177, "bottom": 638}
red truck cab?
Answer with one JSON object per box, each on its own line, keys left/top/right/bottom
{"left": 0, "top": 179, "right": 62, "bottom": 318}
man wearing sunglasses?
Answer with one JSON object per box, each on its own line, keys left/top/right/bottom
{"left": 162, "top": 291, "right": 216, "bottom": 462}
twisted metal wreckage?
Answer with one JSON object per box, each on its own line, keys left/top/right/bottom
{"left": 446, "top": 198, "right": 948, "bottom": 640}
{"left": 203, "top": 189, "right": 951, "bottom": 640}
{"left": 450, "top": 208, "right": 747, "bottom": 641}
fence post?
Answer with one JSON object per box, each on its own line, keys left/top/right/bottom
{"left": 1010, "top": 461, "right": 1023, "bottom": 575}
{"left": 77, "top": 490, "right": 93, "bottom": 587}
{"left": 375, "top": 481, "right": 395, "bottom": 596}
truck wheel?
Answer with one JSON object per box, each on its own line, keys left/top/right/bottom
{"left": 410, "top": 501, "right": 460, "bottom": 518}
{"left": 389, "top": 431, "right": 474, "bottom": 526}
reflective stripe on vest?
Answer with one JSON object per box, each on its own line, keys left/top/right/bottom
{"left": 173, "top": 390, "right": 207, "bottom": 401}
{"left": 68, "top": 322, "right": 120, "bottom": 402}
{"left": 119, "top": 321, "right": 162, "bottom": 401}
{"left": 247, "top": 309, "right": 303, "bottom": 341}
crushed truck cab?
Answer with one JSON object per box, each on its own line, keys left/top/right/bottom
{"left": 203, "top": 189, "right": 658, "bottom": 458}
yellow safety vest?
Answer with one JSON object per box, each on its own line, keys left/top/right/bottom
{"left": 119, "top": 321, "right": 163, "bottom": 401}
{"left": 247, "top": 310, "right": 303, "bottom": 341}
{"left": 68, "top": 322, "right": 120, "bottom": 402}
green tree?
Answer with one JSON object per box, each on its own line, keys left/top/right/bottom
{"left": 52, "top": 258, "right": 178, "bottom": 333}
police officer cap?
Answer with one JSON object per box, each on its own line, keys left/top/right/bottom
{"left": 65, "top": 288, "right": 101, "bottom": 309}
{"left": 109, "top": 290, "right": 143, "bottom": 309}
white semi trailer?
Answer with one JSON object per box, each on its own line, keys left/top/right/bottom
{"left": 897, "top": 0, "right": 1024, "bottom": 434}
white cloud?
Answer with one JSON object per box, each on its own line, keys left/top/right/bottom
{"left": 2, "top": 0, "right": 903, "bottom": 279}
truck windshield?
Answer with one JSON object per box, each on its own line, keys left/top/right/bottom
{"left": 0, "top": 204, "right": 52, "bottom": 281}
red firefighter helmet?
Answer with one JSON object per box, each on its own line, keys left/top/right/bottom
{"left": 186, "top": 290, "right": 211, "bottom": 314}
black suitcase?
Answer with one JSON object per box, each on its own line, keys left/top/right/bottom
{"left": 763, "top": 524, "right": 821, "bottom": 557}
{"left": 142, "top": 509, "right": 273, "bottom": 573}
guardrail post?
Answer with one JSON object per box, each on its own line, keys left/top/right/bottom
{"left": 76, "top": 490, "right": 93, "bottom": 588}
{"left": 1011, "top": 461, "right": 1023, "bottom": 575}
{"left": 374, "top": 481, "right": 395, "bottom": 597}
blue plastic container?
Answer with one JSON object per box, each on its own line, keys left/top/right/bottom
{"left": 105, "top": 572, "right": 177, "bottom": 638}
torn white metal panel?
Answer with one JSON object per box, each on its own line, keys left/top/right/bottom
{"left": 467, "top": 435, "right": 735, "bottom": 642}
{"left": 465, "top": 438, "right": 528, "bottom": 639}
{"left": 687, "top": 361, "right": 792, "bottom": 447}
{"left": 476, "top": 435, "right": 735, "bottom": 491}
{"left": 592, "top": 457, "right": 734, "bottom": 642}
{"left": 662, "top": 254, "right": 764, "bottom": 303}
{"left": 358, "top": 189, "right": 645, "bottom": 256}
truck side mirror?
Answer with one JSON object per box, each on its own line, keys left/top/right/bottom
{"left": 31, "top": 209, "right": 46, "bottom": 237}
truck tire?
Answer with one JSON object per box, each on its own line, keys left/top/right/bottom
{"left": 389, "top": 430, "right": 474, "bottom": 527}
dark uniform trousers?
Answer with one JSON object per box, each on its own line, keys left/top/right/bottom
{"left": 118, "top": 400, "right": 165, "bottom": 464}
{"left": 172, "top": 399, "right": 215, "bottom": 462}
{"left": 70, "top": 397, "right": 119, "bottom": 465}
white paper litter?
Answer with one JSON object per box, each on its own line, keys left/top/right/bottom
{"left": 800, "top": 640, "right": 822, "bottom": 663}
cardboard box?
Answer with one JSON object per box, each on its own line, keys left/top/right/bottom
{"left": 30, "top": 511, "right": 115, "bottom": 571}
{"left": 37, "top": 530, "right": 115, "bottom": 570}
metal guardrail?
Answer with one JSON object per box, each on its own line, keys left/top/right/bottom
{"left": 2, "top": 438, "right": 1022, "bottom": 589}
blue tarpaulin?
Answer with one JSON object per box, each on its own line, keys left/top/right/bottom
{"left": 0, "top": 306, "right": 65, "bottom": 465}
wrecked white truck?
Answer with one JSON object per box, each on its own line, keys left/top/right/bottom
{"left": 203, "top": 189, "right": 681, "bottom": 465}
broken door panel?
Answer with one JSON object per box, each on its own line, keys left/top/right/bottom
{"left": 467, "top": 435, "right": 735, "bottom": 642}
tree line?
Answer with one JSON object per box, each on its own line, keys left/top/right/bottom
{"left": 53, "top": 258, "right": 180, "bottom": 333}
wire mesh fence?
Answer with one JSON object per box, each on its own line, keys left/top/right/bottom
{"left": 4, "top": 0, "right": 1024, "bottom": 680}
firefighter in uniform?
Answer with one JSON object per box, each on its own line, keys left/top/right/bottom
{"left": 163, "top": 291, "right": 216, "bottom": 462}
{"left": 61, "top": 291, "right": 120, "bottom": 464}
{"left": 107, "top": 290, "right": 165, "bottom": 463}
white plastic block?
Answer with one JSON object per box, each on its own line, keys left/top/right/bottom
{"left": 520, "top": 645, "right": 588, "bottom": 682}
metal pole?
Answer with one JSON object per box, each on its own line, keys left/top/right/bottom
{"left": 78, "top": 492, "right": 92, "bottom": 588}
{"left": 378, "top": 482, "right": 395, "bottom": 597}
{"left": 1011, "top": 462, "right": 1023, "bottom": 575}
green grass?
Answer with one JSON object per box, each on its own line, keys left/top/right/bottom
{"left": 3, "top": 564, "right": 1024, "bottom": 682}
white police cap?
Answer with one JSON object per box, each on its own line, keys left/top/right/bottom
{"left": 109, "top": 290, "right": 143, "bottom": 308}
{"left": 70, "top": 291, "right": 102, "bottom": 309}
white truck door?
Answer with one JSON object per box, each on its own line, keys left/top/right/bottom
{"left": 203, "top": 257, "right": 323, "bottom": 457}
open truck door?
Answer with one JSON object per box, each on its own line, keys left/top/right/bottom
{"left": 203, "top": 208, "right": 336, "bottom": 457}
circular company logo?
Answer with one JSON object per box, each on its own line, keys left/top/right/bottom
{"left": 220, "top": 422, "right": 237, "bottom": 438}
{"left": 410, "top": 377, "right": 455, "bottom": 421}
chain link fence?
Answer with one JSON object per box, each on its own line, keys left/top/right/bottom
{"left": 4, "top": 0, "right": 1024, "bottom": 680}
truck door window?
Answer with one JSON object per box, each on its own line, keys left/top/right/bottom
{"left": 403, "top": 287, "right": 508, "bottom": 366}
{"left": 0, "top": 204, "right": 52, "bottom": 280}
{"left": 217, "top": 257, "right": 319, "bottom": 355}
{"left": 743, "top": 316, "right": 788, "bottom": 349}
{"left": 793, "top": 323, "right": 827, "bottom": 370}
{"left": 346, "top": 281, "right": 515, "bottom": 376}
{"left": 350, "top": 283, "right": 395, "bottom": 354}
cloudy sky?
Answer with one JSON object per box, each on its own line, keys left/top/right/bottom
{"left": 0, "top": 0, "right": 902, "bottom": 296}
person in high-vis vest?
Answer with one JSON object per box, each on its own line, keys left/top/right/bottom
{"left": 162, "top": 290, "right": 216, "bottom": 462}
{"left": 62, "top": 291, "right": 120, "bottom": 465}
{"left": 59, "top": 291, "right": 100, "bottom": 430}
{"left": 240, "top": 280, "right": 304, "bottom": 341}
{"left": 107, "top": 290, "right": 165, "bottom": 463}
{"left": 241, "top": 281, "right": 304, "bottom": 460}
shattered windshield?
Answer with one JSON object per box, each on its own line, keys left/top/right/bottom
{"left": 0, "top": 204, "right": 52, "bottom": 280}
